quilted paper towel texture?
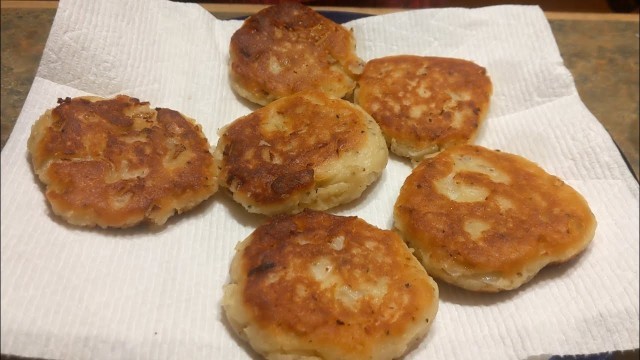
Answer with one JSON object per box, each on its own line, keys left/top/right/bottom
{"left": 1, "top": 0, "right": 638, "bottom": 359}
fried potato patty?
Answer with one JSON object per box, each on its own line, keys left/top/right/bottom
{"left": 229, "top": 2, "right": 364, "bottom": 105}
{"left": 394, "top": 145, "right": 597, "bottom": 292}
{"left": 214, "top": 91, "right": 388, "bottom": 216}
{"left": 223, "top": 210, "right": 439, "bottom": 360}
{"left": 28, "top": 95, "right": 218, "bottom": 228}
{"left": 355, "top": 55, "right": 492, "bottom": 163}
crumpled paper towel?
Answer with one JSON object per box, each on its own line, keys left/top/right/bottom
{"left": 1, "top": 0, "right": 638, "bottom": 359}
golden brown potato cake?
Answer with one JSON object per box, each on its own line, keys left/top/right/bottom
{"left": 229, "top": 2, "right": 364, "bottom": 105}
{"left": 28, "top": 95, "right": 218, "bottom": 228}
{"left": 394, "top": 145, "right": 597, "bottom": 292}
{"left": 355, "top": 55, "right": 492, "bottom": 163}
{"left": 223, "top": 210, "right": 439, "bottom": 360}
{"left": 214, "top": 90, "right": 388, "bottom": 216}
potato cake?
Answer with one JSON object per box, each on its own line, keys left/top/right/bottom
{"left": 223, "top": 210, "right": 439, "bottom": 360}
{"left": 214, "top": 91, "right": 388, "bottom": 216}
{"left": 394, "top": 145, "right": 597, "bottom": 292}
{"left": 28, "top": 95, "right": 218, "bottom": 228}
{"left": 356, "top": 55, "right": 492, "bottom": 163}
{"left": 229, "top": 2, "right": 364, "bottom": 105}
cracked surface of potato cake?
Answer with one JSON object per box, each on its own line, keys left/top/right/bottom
{"left": 223, "top": 210, "right": 439, "bottom": 360}
{"left": 215, "top": 91, "right": 388, "bottom": 216}
{"left": 229, "top": 2, "right": 364, "bottom": 105}
{"left": 394, "top": 145, "right": 597, "bottom": 292}
{"left": 28, "top": 95, "right": 218, "bottom": 228}
{"left": 355, "top": 55, "right": 492, "bottom": 163}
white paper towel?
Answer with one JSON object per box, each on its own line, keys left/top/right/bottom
{"left": 1, "top": 0, "right": 638, "bottom": 359}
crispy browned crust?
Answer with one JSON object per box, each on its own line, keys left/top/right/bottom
{"left": 28, "top": 95, "right": 218, "bottom": 228}
{"left": 229, "top": 2, "right": 364, "bottom": 105}
{"left": 226, "top": 210, "right": 438, "bottom": 359}
{"left": 356, "top": 55, "right": 492, "bottom": 161}
{"left": 394, "top": 145, "right": 597, "bottom": 292}
{"left": 215, "top": 91, "right": 387, "bottom": 215}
